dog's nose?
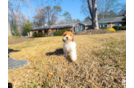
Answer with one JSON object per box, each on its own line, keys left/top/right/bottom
{"left": 66, "top": 37, "right": 68, "bottom": 40}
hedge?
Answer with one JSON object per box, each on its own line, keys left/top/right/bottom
{"left": 113, "top": 26, "right": 126, "bottom": 30}
{"left": 100, "top": 27, "right": 108, "bottom": 29}
{"left": 33, "top": 33, "right": 46, "bottom": 37}
{"left": 52, "top": 29, "right": 71, "bottom": 36}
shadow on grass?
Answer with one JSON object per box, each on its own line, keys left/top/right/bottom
{"left": 8, "top": 49, "right": 20, "bottom": 54}
{"left": 8, "top": 83, "right": 12, "bottom": 88}
{"left": 46, "top": 48, "right": 64, "bottom": 56}
{"left": 46, "top": 48, "right": 72, "bottom": 62}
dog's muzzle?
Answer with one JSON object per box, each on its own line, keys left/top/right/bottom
{"left": 66, "top": 37, "right": 68, "bottom": 40}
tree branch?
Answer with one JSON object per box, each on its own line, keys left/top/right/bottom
{"left": 87, "top": 0, "right": 93, "bottom": 18}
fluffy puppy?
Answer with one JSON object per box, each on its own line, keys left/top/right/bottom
{"left": 62, "top": 31, "right": 77, "bottom": 61}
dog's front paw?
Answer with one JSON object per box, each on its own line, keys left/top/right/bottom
{"left": 71, "top": 57, "right": 77, "bottom": 61}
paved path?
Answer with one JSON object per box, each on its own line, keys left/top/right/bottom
{"left": 8, "top": 56, "right": 29, "bottom": 70}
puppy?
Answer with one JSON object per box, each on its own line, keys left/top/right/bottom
{"left": 62, "top": 31, "right": 77, "bottom": 61}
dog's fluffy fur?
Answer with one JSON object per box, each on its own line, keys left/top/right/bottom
{"left": 62, "top": 31, "right": 77, "bottom": 61}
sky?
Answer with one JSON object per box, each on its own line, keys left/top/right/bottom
{"left": 20, "top": 0, "right": 126, "bottom": 22}
{"left": 21, "top": 0, "right": 86, "bottom": 22}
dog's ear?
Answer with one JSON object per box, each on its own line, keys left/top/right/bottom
{"left": 72, "top": 35, "right": 75, "bottom": 42}
{"left": 63, "top": 31, "right": 67, "bottom": 36}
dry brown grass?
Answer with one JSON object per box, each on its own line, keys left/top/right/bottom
{"left": 8, "top": 31, "right": 126, "bottom": 88}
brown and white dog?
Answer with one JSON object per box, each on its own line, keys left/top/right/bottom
{"left": 62, "top": 31, "right": 77, "bottom": 61}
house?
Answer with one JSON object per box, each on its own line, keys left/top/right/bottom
{"left": 30, "top": 22, "right": 92, "bottom": 37}
{"left": 98, "top": 16, "right": 126, "bottom": 28}
{"left": 30, "top": 16, "right": 126, "bottom": 37}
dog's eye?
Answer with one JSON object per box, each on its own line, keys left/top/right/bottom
{"left": 64, "top": 34, "right": 66, "bottom": 36}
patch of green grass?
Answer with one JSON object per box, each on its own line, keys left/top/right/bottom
{"left": 8, "top": 36, "right": 21, "bottom": 39}
{"left": 30, "top": 82, "right": 38, "bottom": 87}
{"left": 42, "top": 80, "right": 50, "bottom": 88}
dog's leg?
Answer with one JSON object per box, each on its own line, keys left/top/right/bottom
{"left": 63, "top": 48, "right": 67, "bottom": 57}
{"left": 70, "top": 49, "right": 77, "bottom": 61}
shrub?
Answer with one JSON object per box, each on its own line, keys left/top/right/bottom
{"left": 107, "top": 28, "right": 116, "bottom": 31}
{"left": 33, "top": 33, "right": 46, "bottom": 37}
{"left": 113, "top": 26, "right": 120, "bottom": 30}
{"left": 11, "top": 31, "right": 15, "bottom": 36}
{"left": 10, "top": 22, "right": 20, "bottom": 36}
{"left": 119, "top": 26, "right": 126, "bottom": 30}
{"left": 53, "top": 29, "right": 71, "bottom": 36}
{"left": 100, "top": 27, "right": 108, "bottom": 29}
{"left": 22, "top": 21, "right": 33, "bottom": 36}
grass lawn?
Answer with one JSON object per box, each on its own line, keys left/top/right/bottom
{"left": 8, "top": 31, "right": 126, "bottom": 88}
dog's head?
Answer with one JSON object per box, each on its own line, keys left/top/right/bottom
{"left": 62, "top": 31, "right": 75, "bottom": 42}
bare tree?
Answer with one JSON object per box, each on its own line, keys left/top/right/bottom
{"left": 97, "top": 0, "right": 122, "bottom": 19}
{"left": 52, "top": 6, "right": 62, "bottom": 24}
{"left": 87, "top": 0, "right": 99, "bottom": 29}
{"left": 58, "top": 11, "right": 81, "bottom": 24}
{"left": 84, "top": 16, "right": 91, "bottom": 22}
{"left": 34, "top": 7, "right": 47, "bottom": 26}
{"left": 27, "top": 0, "right": 32, "bottom": 22}
{"left": 81, "top": 0, "right": 123, "bottom": 19}
{"left": 8, "top": 20, "right": 12, "bottom": 36}
{"left": 81, "top": 0, "right": 124, "bottom": 29}
{"left": 8, "top": 0, "right": 26, "bottom": 36}
{"left": 118, "top": 4, "right": 126, "bottom": 16}
{"left": 63, "top": 11, "right": 73, "bottom": 23}
{"left": 45, "top": 6, "right": 62, "bottom": 25}
{"left": 98, "top": 10, "right": 117, "bottom": 20}
{"left": 72, "top": 18, "right": 81, "bottom": 23}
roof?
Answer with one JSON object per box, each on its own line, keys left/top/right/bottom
{"left": 122, "top": 16, "right": 126, "bottom": 20}
{"left": 80, "top": 21, "right": 92, "bottom": 26}
{"left": 32, "top": 16, "right": 126, "bottom": 30}
{"left": 33, "top": 23, "right": 76, "bottom": 30}
{"left": 51, "top": 23, "right": 75, "bottom": 28}
{"left": 98, "top": 16, "right": 126, "bottom": 23}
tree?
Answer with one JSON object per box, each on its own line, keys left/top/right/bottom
{"left": 8, "top": 20, "right": 12, "bottom": 36}
{"left": 58, "top": 11, "right": 81, "bottom": 24}
{"left": 57, "top": 17, "right": 66, "bottom": 24}
{"left": 45, "top": 6, "right": 51, "bottom": 25}
{"left": 22, "top": 21, "right": 33, "bottom": 36}
{"left": 34, "top": 6, "right": 62, "bottom": 26}
{"left": 84, "top": 16, "right": 91, "bottom": 22}
{"left": 8, "top": 0, "right": 24, "bottom": 36}
{"left": 34, "top": 7, "right": 46, "bottom": 26}
{"left": 51, "top": 6, "right": 62, "bottom": 25}
{"left": 63, "top": 11, "right": 73, "bottom": 23}
{"left": 87, "top": 0, "right": 99, "bottom": 29}
{"left": 44, "top": 6, "right": 62, "bottom": 25}
{"left": 81, "top": 0, "right": 124, "bottom": 28}
{"left": 98, "top": 10, "right": 117, "bottom": 20}
{"left": 63, "top": 11, "right": 71, "bottom": 18}
{"left": 72, "top": 18, "right": 81, "bottom": 23}
{"left": 118, "top": 4, "right": 126, "bottom": 16}
{"left": 8, "top": 0, "right": 28, "bottom": 36}
{"left": 10, "top": 21, "right": 20, "bottom": 36}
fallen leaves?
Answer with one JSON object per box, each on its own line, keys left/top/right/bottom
{"left": 34, "top": 72, "right": 38, "bottom": 76}
{"left": 48, "top": 72, "right": 53, "bottom": 78}
{"left": 118, "top": 77, "right": 126, "bottom": 84}
{"left": 8, "top": 31, "right": 126, "bottom": 88}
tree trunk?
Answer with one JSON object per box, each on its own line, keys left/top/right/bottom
{"left": 87, "top": 0, "right": 99, "bottom": 29}
{"left": 16, "top": 12, "right": 21, "bottom": 36}
{"left": 8, "top": 20, "right": 12, "bottom": 36}
{"left": 16, "top": 19, "right": 21, "bottom": 36}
